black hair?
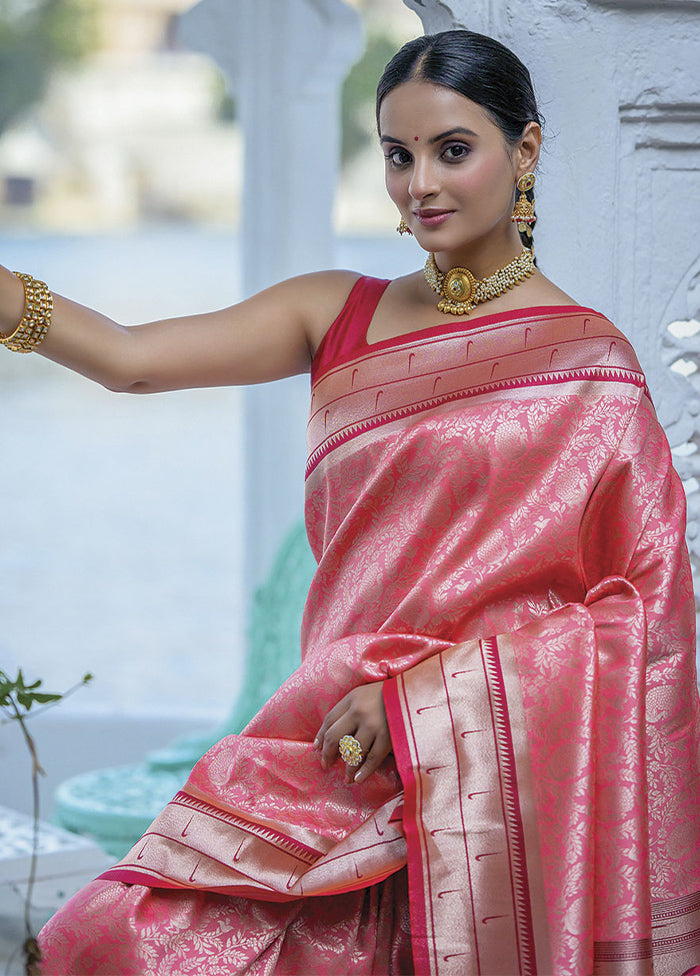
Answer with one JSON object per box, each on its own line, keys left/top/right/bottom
{"left": 376, "top": 30, "right": 543, "bottom": 249}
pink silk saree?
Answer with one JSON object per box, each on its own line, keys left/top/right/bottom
{"left": 39, "top": 278, "right": 700, "bottom": 975}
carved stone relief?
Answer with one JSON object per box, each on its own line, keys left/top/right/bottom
{"left": 617, "top": 101, "right": 700, "bottom": 639}
{"left": 402, "top": 0, "right": 465, "bottom": 31}
{"left": 588, "top": 0, "right": 700, "bottom": 8}
{"left": 615, "top": 101, "right": 700, "bottom": 380}
{"left": 660, "top": 266, "right": 700, "bottom": 617}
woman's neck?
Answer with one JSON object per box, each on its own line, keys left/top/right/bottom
{"left": 433, "top": 227, "right": 525, "bottom": 280}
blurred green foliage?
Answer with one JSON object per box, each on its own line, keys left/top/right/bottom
{"left": 0, "top": 0, "right": 93, "bottom": 135}
{"left": 341, "top": 30, "right": 395, "bottom": 168}
{"left": 212, "top": 71, "right": 237, "bottom": 124}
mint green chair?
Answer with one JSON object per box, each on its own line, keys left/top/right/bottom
{"left": 54, "top": 522, "right": 316, "bottom": 857}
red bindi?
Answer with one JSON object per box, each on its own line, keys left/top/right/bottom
{"left": 414, "top": 136, "right": 419, "bottom": 141}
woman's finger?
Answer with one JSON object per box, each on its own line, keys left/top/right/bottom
{"left": 352, "top": 729, "right": 391, "bottom": 784}
{"left": 319, "top": 712, "right": 361, "bottom": 768}
{"left": 313, "top": 695, "right": 350, "bottom": 752}
{"left": 314, "top": 682, "right": 389, "bottom": 775}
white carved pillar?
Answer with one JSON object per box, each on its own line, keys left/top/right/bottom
{"left": 179, "top": 0, "right": 363, "bottom": 603}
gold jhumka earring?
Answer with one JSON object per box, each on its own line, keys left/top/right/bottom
{"left": 396, "top": 218, "right": 412, "bottom": 236}
{"left": 511, "top": 172, "right": 537, "bottom": 238}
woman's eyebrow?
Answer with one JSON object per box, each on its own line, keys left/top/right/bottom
{"left": 429, "top": 127, "right": 478, "bottom": 142}
{"left": 379, "top": 126, "right": 478, "bottom": 146}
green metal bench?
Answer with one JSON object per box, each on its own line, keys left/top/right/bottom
{"left": 54, "top": 521, "right": 316, "bottom": 857}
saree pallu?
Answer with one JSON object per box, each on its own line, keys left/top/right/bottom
{"left": 39, "top": 281, "right": 700, "bottom": 975}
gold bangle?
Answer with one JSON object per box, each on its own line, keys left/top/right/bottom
{"left": 1, "top": 272, "right": 53, "bottom": 353}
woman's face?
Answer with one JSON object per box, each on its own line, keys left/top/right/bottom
{"left": 378, "top": 80, "right": 534, "bottom": 260}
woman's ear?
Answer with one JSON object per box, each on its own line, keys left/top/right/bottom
{"left": 516, "top": 122, "right": 542, "bottom": 177}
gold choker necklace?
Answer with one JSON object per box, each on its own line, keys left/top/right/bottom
{"left": 424, "top": 247, "right": 535, "bottom": 316}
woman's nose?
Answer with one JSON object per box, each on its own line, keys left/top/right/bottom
{"left": 408, "top": 157, "right": 439, "bottom": 201}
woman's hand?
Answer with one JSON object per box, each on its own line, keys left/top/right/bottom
{"left": 314, "top": 682, "right": 392, "bottom": 784}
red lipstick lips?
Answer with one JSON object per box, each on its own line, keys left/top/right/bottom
{"left": 413, "top": 208, "right": 454, "bottom": 227}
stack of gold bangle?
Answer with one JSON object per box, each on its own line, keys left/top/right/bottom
{"left": 0, "top": 272, "right": 53, "bottom": 353}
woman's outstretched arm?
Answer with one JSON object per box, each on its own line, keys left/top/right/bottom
{"left": 0, "top": 265, "right": 359, "bottom": 393}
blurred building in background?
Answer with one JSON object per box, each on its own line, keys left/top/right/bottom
{"left": 0, "top": 0, "right": 419, "bottom": 232}
{"left": 0, "top": 0, "right": 241, "bottom": 228}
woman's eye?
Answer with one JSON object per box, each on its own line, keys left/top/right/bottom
{"left": 443, "top": 143, "right": 471, "bottom": 161}
{"left": 384, "top": 148, "right": 412, "bottom": 167}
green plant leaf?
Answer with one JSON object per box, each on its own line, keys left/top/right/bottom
{"left": 17, "top": 690, "right": 63, "bottom": 709}
{"left": 0, "top": 668, "right": 86, "bottom": 715}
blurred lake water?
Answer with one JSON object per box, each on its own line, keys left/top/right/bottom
{"left": 0, "top": 227, "right": 423, "bottom": 720}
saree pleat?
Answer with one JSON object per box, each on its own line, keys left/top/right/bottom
{"left": 39, "top": 287, "right": 700, "bottom": 975}
{"left": 39, "top": 869, "right": 412, "bottom": 975}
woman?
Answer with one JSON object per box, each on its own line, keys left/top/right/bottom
{"left": 3, "top": 29, "right": 700, "bottom": 976}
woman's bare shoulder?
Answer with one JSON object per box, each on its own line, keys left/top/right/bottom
{"left": 286, "top": 269, "right": 363, "bottom": 350}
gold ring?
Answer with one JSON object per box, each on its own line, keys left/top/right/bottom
{"left": 338, "top": 734, "right": 364, "bottom": 766}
